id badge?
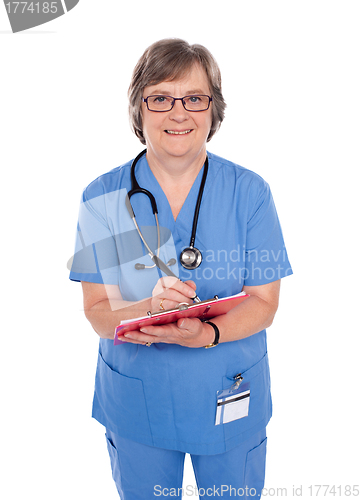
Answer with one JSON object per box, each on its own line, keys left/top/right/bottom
{"left": 215, "top": 381, "right": 250, "bottom": 425}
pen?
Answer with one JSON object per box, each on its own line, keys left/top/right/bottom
{"left": 152, "top": 255, "right": 201, "bottom": 303}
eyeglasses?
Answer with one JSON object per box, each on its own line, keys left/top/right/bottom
{"left": 142, "top": 95, "right": 212, "bottom": 112}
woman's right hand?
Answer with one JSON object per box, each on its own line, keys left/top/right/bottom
{"left": 151, "top": 277, "right": 197, "bottom": 312}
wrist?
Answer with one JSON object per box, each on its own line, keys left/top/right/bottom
{"left": 203, "top": 321, "right": 220, "bottom": 348}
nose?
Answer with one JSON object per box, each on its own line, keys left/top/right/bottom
{"left": 169, "top": 99, "right": 188, "bottom": 121}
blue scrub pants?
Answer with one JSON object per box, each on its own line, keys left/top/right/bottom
{"left": 105, "top": 428, "right": 267, "bottom": 499}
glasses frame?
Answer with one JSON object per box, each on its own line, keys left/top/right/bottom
{"left": 142, "top": 94, "right": 213, "bottom": 113}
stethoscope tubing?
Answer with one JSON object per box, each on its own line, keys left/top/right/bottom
{"left": 126, "top": 149, "right": 207, "bottom": 276}
{"left": 128, "top": 149, "right": 158, "bottom": 215}
{"left": 189, "top": 158, "right": 208, "bottom": 249}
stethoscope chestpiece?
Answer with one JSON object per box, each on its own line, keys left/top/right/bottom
{"left": 180, "top": 246, "right": 202, "bottom": 270}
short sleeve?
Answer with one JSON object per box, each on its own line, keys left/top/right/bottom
{"left": 243, "top": 179, "right": 292, "bottom": 286}
{"left": 69, "top": 190, "right": 120, "bottom": 285}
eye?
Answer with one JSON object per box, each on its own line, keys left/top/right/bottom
{"left": 188, "top": 96, "right": 201, "bottom": 103}
{"left": 153, "top": 96, "right": 166, "bottom": 103}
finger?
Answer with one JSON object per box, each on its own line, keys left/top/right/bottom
{"left": 163, "top": 287, "right": 196, "bottom": 304}
{"left": 153, "top": 277, "right": 197, "bottom": 299}
{"left": 139, "top": 323, "right": 177, "bottom": 342}
{"left": 173, "top": 280, "right": 197, "bottom": 298}
{"left": 157, "top": 282, "right": 196, "bottom": 301}
{"left": 177, "top": 317, "right": 201, "bottom": 331}
{"left": 152, "top": 276, "right": 179, "bottom": 296}
{"left": 122, "top": 331, "right": 155, "bottom": 344}
{"left": 184, "top": 280, "right": 197, "bottom": 291}
{"left": 151, "top": 294, "right": 193, "bottom": 314}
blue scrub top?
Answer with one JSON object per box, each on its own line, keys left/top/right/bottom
{"left": 70, "top": 152, "right": 292, "bottom": 455}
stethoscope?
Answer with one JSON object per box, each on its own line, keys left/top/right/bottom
{"left": 125, "top": 149, "right": 208, "bottom": 276}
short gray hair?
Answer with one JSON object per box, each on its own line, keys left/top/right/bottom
{"left": 128, "top": 38, "right": 226, "bottom": 145}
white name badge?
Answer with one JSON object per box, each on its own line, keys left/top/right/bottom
{"left": 215, "top": 381, "right": 250, "bottom": 425}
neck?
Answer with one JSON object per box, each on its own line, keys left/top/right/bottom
{"left": 146, "top": 147, "right": 207, "bottom": 186}
{"left": 145, "top": 147, "right": 207, "bottom": 220}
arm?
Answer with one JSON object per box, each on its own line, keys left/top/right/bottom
{"left": 212, "top": 280, "right": 280, "bottom": 343}
{"left": 81, "top": 278, "right": 198, "bottom": 340}
{"left": 122, "top": 280, "right": 281, "bottom": 347}
{"left": 82, "top": 282, "right": 151, "bottom": 340}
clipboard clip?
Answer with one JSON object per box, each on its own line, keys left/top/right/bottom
{"left": 147, "top": 302, "right": 189, "bottom": 318}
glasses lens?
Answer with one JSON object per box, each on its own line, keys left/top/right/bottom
{"left": 146, "top": 96, "right": 173, "bottom": 111}
{"left": 183, "top": 95, "right": 210, "bottom": 111}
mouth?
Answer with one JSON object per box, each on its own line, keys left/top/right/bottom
{"left": 165, "top": 129, "right": 192, "bottom": 135}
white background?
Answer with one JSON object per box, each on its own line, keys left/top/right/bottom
{"left": 1, "top": 1, "right": 360, "bottom": 498}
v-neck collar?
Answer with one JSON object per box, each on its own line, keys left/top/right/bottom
{"left": 137, "top": 154, "right": 208, "bottom": 231}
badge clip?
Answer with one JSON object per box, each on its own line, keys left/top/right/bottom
{"left": 232, "top": 373, "right": 243, "bottom": 390}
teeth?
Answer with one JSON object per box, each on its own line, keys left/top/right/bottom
{"left": 166, "top": 130, "right": 191, "bottom": 135}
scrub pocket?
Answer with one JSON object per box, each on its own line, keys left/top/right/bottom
{"left": 93, "top": 352, "right": 152, "bottom": 445}
{"left": 244, "top": 437, "right": 267, "bottom": 494}
{"left": 105, "top": 433, "right": 122, "bottom": 497}
{"left": 220, "top": 353, "right": 272, "bottom": 443}
{"left": 215, "top": 381, "right": 250, "bottom": 425}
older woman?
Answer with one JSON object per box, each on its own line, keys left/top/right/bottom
{"left": 70, "top": 39, "right": 292, "bottom": 499}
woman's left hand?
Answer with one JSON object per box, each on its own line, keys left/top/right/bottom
{"left": 119, "top": 317, "right": 215, "bottom": 348}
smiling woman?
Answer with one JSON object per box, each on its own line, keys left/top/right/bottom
{"left": 69, "top": 38, "right": 292, "bottom": 499}
{"left": 128, "top": 38, "right": 226, "bottom": 145}
{"left": 141, "top": 64, "right": 213, "bottom": 173}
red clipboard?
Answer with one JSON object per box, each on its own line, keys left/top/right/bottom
{"left": 114, "top": 292, "right": 249, "bottom": 345}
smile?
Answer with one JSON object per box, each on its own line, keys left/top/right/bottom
{"left": 165, "top": 130, "right": 192, "bottom": 135}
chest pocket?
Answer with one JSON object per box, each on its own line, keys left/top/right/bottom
{"left": 216, "top": 380, "right": 251, "bottom": 425}
{"left": 220, "top": 353, "right": 272, "bottom": 440}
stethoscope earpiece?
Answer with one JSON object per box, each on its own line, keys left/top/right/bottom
{"left": 135, "top": 258, "right": 176, "bottom": 270}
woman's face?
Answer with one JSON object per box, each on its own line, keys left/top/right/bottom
{"left": 142, "top": 64, "right": 213, "bottom": 166}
